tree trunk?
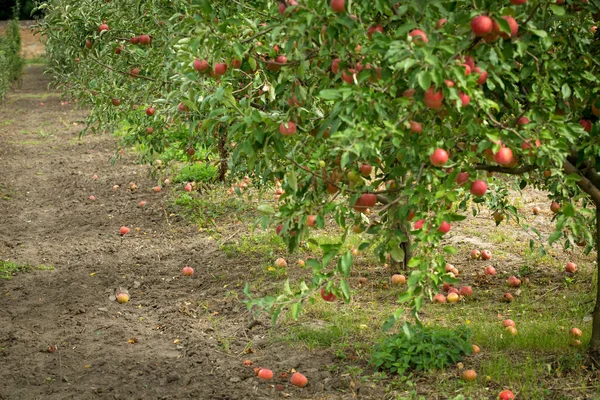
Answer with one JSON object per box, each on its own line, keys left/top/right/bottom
{"left": 217, "top": 128, "right": 228, "bottom": 182}
{"left": 591, "top": 207, "right": 600, "bottom": 365}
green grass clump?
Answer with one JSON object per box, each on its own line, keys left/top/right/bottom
{"left": 174, "top": 163, "right": 218, "bottom": 184}
{"left": 0, "top": 260, "right": 54, "bottom": 279}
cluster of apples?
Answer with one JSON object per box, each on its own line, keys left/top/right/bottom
{"left": 245, "top": 361, "right": 308, "bottom": 389}
{"left": 570, "top": 327, "right": 583, "bottom": 347}
{"left": 502, "top": 318, "right": 518, "bottom": 336}
{"left": 227, "top": 176, "right": 252, "bottom": 195}
{"left": 432, "top": 264, "right": 473, "bottom": 304}
{"left": 470, "top": 249, "right": 492, "bottom": 261}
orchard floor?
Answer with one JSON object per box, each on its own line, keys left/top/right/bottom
{"left": 0, "top": 66, "right": 349, "bottom": 400}
{"left": 1, "top": 66, "right": 600, "bottom": 400}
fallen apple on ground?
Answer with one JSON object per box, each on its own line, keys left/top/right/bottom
{"left": 290, "top": 372, "right": 308, "bottom": 388}
{"left": 274, "top": 258, "right": 287, "bottom": 268}
{"left": 257, "top": 368, "right": 273, "bottom": 380}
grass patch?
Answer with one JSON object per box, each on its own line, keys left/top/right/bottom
{"left": 173, "top": 162, "right": 218, "bottom": 184}
{"left": 25, "top": 56, "right": 47, "bottom": 65}
{"left": 169, "top": 187, "right": 253, "bottom": 230}
{"left": 0, "top": 260, "right": 54, "bottom": 280}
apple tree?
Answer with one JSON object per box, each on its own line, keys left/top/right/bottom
{"left": 35, "top": 0, "right": 600, "bottom": 362}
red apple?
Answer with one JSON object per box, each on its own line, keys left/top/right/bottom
{"left": 462, "top": 369, "right": 477, "bottom": 381}
{"left": 565, "top": 262, "right": 577, "bottom": 273}
{"left": 257, "top": 368, "right": 273, "bottom": 380}
{"left": 331, "top": 58, "right": 341, "bottom": 74}
{"left": 503, "top": 292, "right": 514, "bottom": 302}
{"left": 532, "top": 206, "right": 541, "bottom": 215}
{"left": 484, "top": 265, "right": 496, "bottom": 275}
{"left": 500, "top": 16, "right": 519, "bottom": 39}
{"left": 436, "top": 18, "right": 448, "bottom": 29}
{"left": 481, "top": 250, "right": 492, "bottom": 260}
{"left": 409, "top": 29, "right": 428, "bottom": 45}
{"left": 321, "top": 288, "right": 336, "bottom": 301}
{"left": 391, "top": 274, "right": 406, "bottom": 285}
{"left": 448, "top": 287, "right": 460, "bottom": 295}
{"left": 498, "top": 390, "right": 515, "bottom": 400}
{"left": 579, "top": 119, "right": 592, "bottom": 132}
{"left": 280, "top": 121, "right": 297, "bottom": 136}
{"left": 359, "top": 164, "right": 372, "bottom": 177}
{"left": 184, "top": 183, "right": 192, "bottom": 192}
{"left": 550, "top": 201, "right": 560, "bottom": 213}
{"left": 511, "top": 0, "right": 526, "bottom": 4}
{"left": 473, "top": 67, "right": 488, "bottom": 85}
{"left": 193, "top": 59, "right": 210, "bottom": 72}
{"left": 98, "top": 23, "right": 109, "bottom": 32}
{"left": 430, "top": 148, "right": 449, "bottom": 166}
{"left": 438, "top": 221, "right": 451, "bottom": 234}
{"left": 130, "top": 36, "right": 139, "bottom": 45}
{"left": 470, "top": 180, "right": 488, "bottom": 197}
{"left": 470, "top": 249, "right": 481, "bottom": 259}
{"left": 414, "top": 219, "right": 425, "bottom": 230}
{"left": 231, "top": 58, "right": 242, "bottom": 69}
{"left": 112, "top": 98, "right": 121, "bottom": 106}
{"left": 274, "top": 258, "right": 287, "bottom": 268}
{"left": 353, "top": 193, "right": 377, "bottom": 212}
{"left": 458, "top": 91, "right": 470, "bottom": 107}
{"left": 456, "top": 172, "right": 469, "bottom": 185}
{"left": 494, "top": 147, "right": 514, "bottom": 166}
{"left": 290, "top": 372, "right": 308, "bottom": 388}
{"left": 119, "top": 226, "right": 130, "bottom": 236}
{"left": 507, "top": 276, "right": 521, "bottom": 287}
{"left": 138, "top": 34, "right": 152, "bottom": 45}
{"left": 516, "top": 116, "right": 530, "bottom": 126}
{"left": 424, "top": 87, "right": 444, "bottom": 109}
{"left": 367, "top": 24, "right": 384, "bottom": 39}
{"left": 459, "top": 286, "right": 473, "bottom": 297}
{"left": 306, "top": 215, "right": 317, "bottom": 227}
{"left": 330, "top": 0, "right": 345, "bottom": 12}
{"left": 409, "top": 121, "right": 422, "bottom": 134}
{"left": 570, "top": 327, "right": 582, "bottom": 337}
{"left": 502, "top": 319, "right": 516, "bottom": 328}
{"left": 432, "top": 293, "right": 446, "bottom": 304}
{"left": 146, "top": 107, "right": 155, "bottom": 116}
{"left": 139, "top": 201, "right": 146, "bottom": 207}
{"left": 471, "top": 15, "right": 493, "bottom": 36}
{"left": 182, "top": 266, "right": 194, "bottom": 276}
{"left": 214, "top": 63, "right": 228, "bottom": 76}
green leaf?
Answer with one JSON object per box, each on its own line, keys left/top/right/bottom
{"left": 390, "top": 246, "right": 405, "bottom": 262}
{"left": 339, "top": 250, "right": 353, "bottom": 277}
{"left": 561, "top": 83, "right": 571, "bottom": 99}
{"left": 417, "top": 70, "right": 431, "bottom": 91}
{"left": 290, "top": 302, "right": 301, "bottom": 320}
{"left": 443, "top": 246, "right": 457, "bottom": 254}
{"left": 550, "top": 4, "right": 565, "bottom": 15}
{"left": 287, "top": 169, "right": 297, "bottom": 192}
{"left": 319, "top": 89, "right": 341, "bottom": 100}
{"left": 257, "top": 204, "right": 275, "bottom": 214}
{"left": 530, "top": 29, "right": 547, "bottom": 38}
{"left": 548, "top": 230, "right": 562, "bottom": 245}
{"left": 340, "top": 278, "right": 351, "bottom": 300}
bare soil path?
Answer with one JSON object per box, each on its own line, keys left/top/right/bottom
{"left": 0, "top": 66, "right": 345, "bottom": 400}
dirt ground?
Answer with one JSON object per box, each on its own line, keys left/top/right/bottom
{"left": 0, "top": 66, "right": 357, "bottom": 400}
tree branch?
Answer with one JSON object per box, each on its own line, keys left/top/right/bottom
{"left": 564, "top": 159, "right": 600, "bottom": 205}
{"left": 474, "top": 164, "right": 538, "bottom": 174}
